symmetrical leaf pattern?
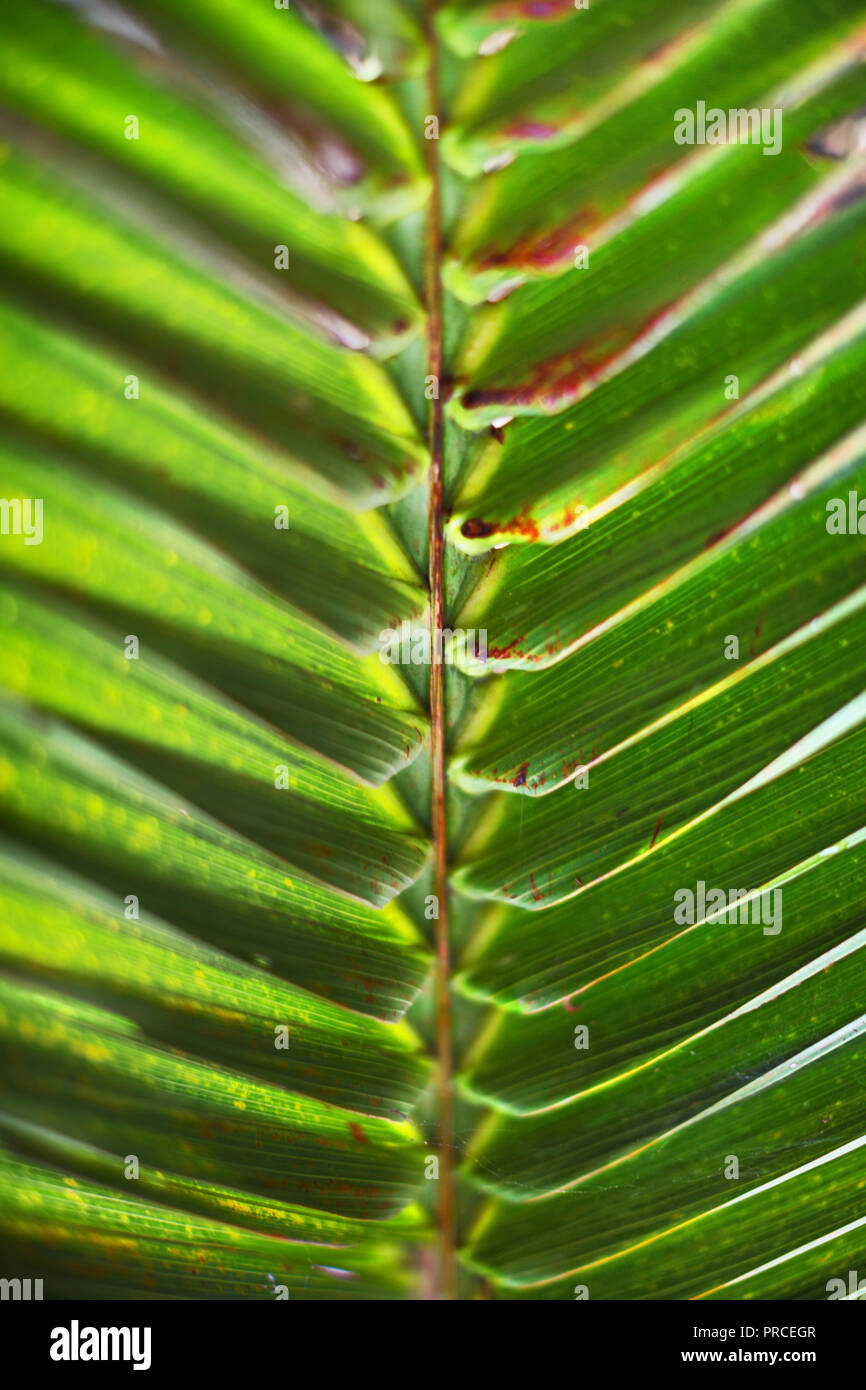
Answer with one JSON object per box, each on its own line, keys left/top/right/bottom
{"left": 0, "top": 0, "right": 864, "bottom": 1301}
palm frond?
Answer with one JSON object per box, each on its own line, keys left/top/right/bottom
{"left": 1, "top": 0, "right": 864, "bottom": 1302}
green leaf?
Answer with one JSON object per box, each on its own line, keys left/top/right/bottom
{"left": 0, "top": 698, "right": 429, "bottom": 1012}
{"left": 0, "top": 1148, "right": 420, "bottom": 1298}
{"left": 448, "top": 194, "right": 866, "bottom": 541}
{"left": 0, "top": 975, "right": 423, "bottom": 1219}
{"left": 0, "top": 151, "right": 427, "bottom": 497}
{"left": 448, "top": 0, "right": 864, "bottom": 259}
{"left": 459, "top": 715, "right": 866, "bottom": 1006}
{"left": 2, "top": 0, "right": 865, "bottom": 1304}
{"left": 0, "top": 843, "right": 429, "bottom": 1118}
{"left": 123, "top": 0, "right": 426, "bottom": 190}
{"left": 462, "top": 830, "right": 866, "bottom": 1115}
{"left": 453, "top": 445, "right": 866, "bottom": 793}
{"left": 0, "top": 299, "right": 427, "bottom": 639}
{"left": 454, "top": 590, "right": 866, "bottom": 903}
{"left": 0, "top": 4, "right": 423, "bottom": 344}
{"left": 454, "top": 314, "right": 866, "bottom": 666}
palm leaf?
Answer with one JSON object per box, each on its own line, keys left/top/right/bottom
{"left": 0, "top": 0, "right": 864, "bottom": 1301}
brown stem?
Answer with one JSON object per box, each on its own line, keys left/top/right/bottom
{"left": 423, "top": 0, "right": 456, "bottom": 1301}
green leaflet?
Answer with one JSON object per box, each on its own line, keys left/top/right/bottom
{"left": 0, "top": 976, "right": 422, "bottom": 1220}
{"left": 0, "top": 1149, "right": 419, "bottom": 1298}
{"left": 470, "top": 929, "right": 866, "bottom": 1198}
{"left": 454, "top": 446, "right": 866, "bottom": 792}
{"left": 459, "top": 715, "right": 866, "bottom": 1006}
{"left": 0, "top": 843, "right": 429, "bottom": 1116}
{"left": 0, "top": 574, "right": 427, "bottom": 790}
{"left": 462, "top": 830, "right": 866, "bottom": 1113}
{"left": 455, "top": 591, "right": 866, "bottom": 904}
{"left": 0, "top": 152, "right": 427, "bottom": 497}
{"left": 473, "top": 1139, "right": 866, "bottom": 1298}
{"left": 0, "top": 4, "right": 423, "bottom": 344}
{"left": 440, "top": 0, "right": 728, "bottom": 152}
{"left": 0, "top": 698, "right": 429, "bottom": 1012}
{"left": 466, "top": 1020, "right": 866, "bottom": 1285}
{"left": 449, "top": 0, "right": 864, "bottom": 263}
{"left": 123, "top": 0, "right": 426, "bottom": 190}
{"left": 449, "top": 195, "right": 866, "bottom": 537}
{"left": 454, "top": 62, "right": 866, "bottom": 356}
{"left": 0, "top": 307, "right": 429, "bottom": 646}
{"left": 456, "top": 315, "right": 866, "bottom": 668}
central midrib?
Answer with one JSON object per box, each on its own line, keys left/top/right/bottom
{"left": 423, "top": 0, "right": 457, "bottom": 1301}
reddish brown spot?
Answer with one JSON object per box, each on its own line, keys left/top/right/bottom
{"left": 649, "top": 816, "right": 664, "bottom": 849}
{"left": 749, "top": 615, "right": 765, "bottom": 659}
{"left": 461, "top": 517, "right": 498, "bottom": 539}
{"left": 505, "top": 119, "right": 559, "bottom": 141}
{"left": 488, "top": 634, "right": 528, "bottom": 660}
{"left": 501, "top": 0, "right": 573, "bottom": 17}
{"left": 480, "top": 209, "right": 602, "bottom": 273}
{"left": 348, "top": 1123, "right": 368, "bottom": 1144}
{"left": 461, "top": 333, "right": 622, "bottom": 416}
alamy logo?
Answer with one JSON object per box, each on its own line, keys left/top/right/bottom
{"left": 826, "top": 491, "right": 866, "bottom": 534}
{"left": 673, "top": 880, "right": 782, "bottom": 935}
{"left": 378, "top": 620, "right": 487, "bottom": 668}
{"left": 50, "top": 1320, "right": 152, "bottom": 1371}
{"left": 0, "top": 1276, "right": 42, "bottom": 1299}
{"left": 826, "top": 1270, "right": 866, "bottom": 1299}
{"left": 674, "top": 102, "right": 783, "bottom": 156}
{"left": 0, "top": 497, "right": 43, "bottom": 545}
